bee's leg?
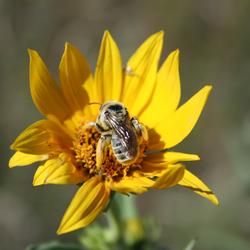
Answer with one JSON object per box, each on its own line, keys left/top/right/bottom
{"left": 95, "top": 123, "right": 106, "bottom": 133}
{"left": 82, "top": 121, "right": 106, "bottom": 134}
{"left": 96, "top": 133, "right": 112, "bottom": 169}
{"left": 131, "top": 117, "right": 148, "bottom": 142}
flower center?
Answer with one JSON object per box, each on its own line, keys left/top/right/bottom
{"left": 72, "top": 123, "right": 147, "bottom": 181}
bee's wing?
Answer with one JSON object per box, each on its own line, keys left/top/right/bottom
{"left": 105, "top": 112, "right": 135, "bottom": 151}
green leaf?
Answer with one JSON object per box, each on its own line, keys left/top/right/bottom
{"left": 26, "top": 241, "right": 83, "bottom": 250}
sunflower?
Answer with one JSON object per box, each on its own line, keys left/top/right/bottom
{"left": 9, "top": 31, "right": 218, "bottom": 235}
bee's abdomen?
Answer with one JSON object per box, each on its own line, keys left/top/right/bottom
{"left": 111, "top": 134, "right": 138, "bottom": 165}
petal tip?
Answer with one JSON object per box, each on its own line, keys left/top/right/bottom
{"left": 168, "top": 49, "right": 180, "bottom": 62}
{"left": 10, "top": 143, "right": 15, "bottom": 150}
{"left": 27, "top": 48, "right": 38, "bottom": 58}
{"left": 8, "top": 159, "right": 15, "bottom": 168}
{"left": 212, "top": 195, "right": 219, "bottom": 206}
{"left": 64, "top": 42, "right": 70, "bottom": 50}
{"left": 104, "top": 30, "right": 109, "bottom": 35}
{"left": 103, "top": 30, "right": 115, "bottom": 44}
{"left": 173, "top": 48, "right": 180, "bottom": 56}
{"left": 56, "top": 225, "right": 74, "bottom": 235}
{"left": 154, "top": 30, "right": 164, "bottom": 41}
{"left": 56, "top": 226, "right": 64, "bottom": 235}
{"left": 33, "top": 175, "right": 45, "bottom": 186}
{"left": 64, "top": 42, "right": 75, "bottom": 51}
{"left": 202, "top": 85, "right": 213, "bottom": 100}
{"left": 8, "top": 153, "right": 19, "bottom": 168}
{"left": 10, "top": 141, "right": 19, "bottom": 151}
{"left": 27, "top": 48, "right": 34, "bottom": 54}
{"left": 147, "top": 31, "right": 164, "bottom": 43}
{"left": 156, "top": 30, "right": 164, "bottom": 37}
{"left": 205, "top": 84, "right": 213, "bottom": 92}
{"left": 194, "top": 155, "right": 200, "bottom": 161}
{"left": 103, "top": 30, "right": 111, "bottom": 39}
{"left": 32, "top": 180, "right": 42, "bottom": 186}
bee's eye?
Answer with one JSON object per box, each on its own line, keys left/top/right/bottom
{"left": 108, "top": 104, "right": 123, "bottom": 111}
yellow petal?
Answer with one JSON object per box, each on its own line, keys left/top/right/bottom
{"left": 122, "top": 32, "right": 163, "bottom": 116}
{"left": 28, "top": 49, "right": 71, "bottom": 121}
{"left": 163, "top": 151, "right": 199, "bottom": 163}
{"left": 142, "top": 152, "right": 199, "bottom": 176}
{"left": 154, "top": 85, "right": 212, "bottom": 148}
{"left": 139, "top": 49, "right": 181, "bottom": 127}
{"left": 146, "top": 151, "right": 200, "bottom": 164}
{"left": 33, "top": 153, "right": 84, "bottom": 186}
{"left": 10, "top": 120, "right": 71, "bottom": 155}
{"left": 9, "top": 151, "right": 49, "bottom": 168}
{"left": 57, "top": 177, "right": 110, "bottom": 234}
{"left": 59, "top": 43, "right": 91, "bottom": 113}
{"left": 157, "top": 49, "right": 181, "bottom": 112}
{"left": 153, "top": 164, "right": 185, "bottom": 189}
{"left": 179, "top": 169, "right": 219, "bottom": 205}
{"left": 140, "top": 161, "right": 166, "bottom": 176}
{"left": 95, "top": 31, "right": 123, "bottom": 102}
{"left": 110, "top": 176, "right": 154, "bottom": 194}
{"left": 82, "top": 75, "right": 100, "bottom": 116}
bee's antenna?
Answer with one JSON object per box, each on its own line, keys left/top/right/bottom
{"left": 88, "top": 102, "right": 102, "bottom": 106}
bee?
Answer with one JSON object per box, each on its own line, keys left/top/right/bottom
{"left": 95, "top": 101, "right": 148, "bottom": 167}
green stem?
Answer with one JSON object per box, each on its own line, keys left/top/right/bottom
{"left": 106, "top": 194, "right": 144, "bottom": 248}
{"left": 110, "top": 193, "right": 138, "bottom": 221}
{"left": 105, "top": 207, "right": 120, "bottom": 243}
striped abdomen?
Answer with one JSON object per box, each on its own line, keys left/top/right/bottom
{"left": 111, "top": 132, "right": 139, "bottom": 165}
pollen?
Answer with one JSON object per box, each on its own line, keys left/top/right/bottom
{"left": 72, "top": 125, "right": 100, "bottom": 175}
{"left": 72, "top": 124, "right": 147, "bottom": 181}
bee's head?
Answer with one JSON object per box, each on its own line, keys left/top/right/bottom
{"left": 97, "top": 101, "right": 128, "bottom": 130}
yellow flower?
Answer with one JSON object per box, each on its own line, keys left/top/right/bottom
{"left": 9, "top": 31, "right": 218, "bottom": 235}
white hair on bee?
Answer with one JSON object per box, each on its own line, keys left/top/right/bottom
{"left": 94, "top": 101, "right": 148, "bottom": 166}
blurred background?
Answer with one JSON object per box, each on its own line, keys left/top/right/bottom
{"left": 1, "top": 0, "right": 250, "bottom": 249}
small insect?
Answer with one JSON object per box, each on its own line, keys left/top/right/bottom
{"left": 124, "top": 65, "right": 139, "bottom": 77}
{"left": 94, "top": 101, "right": 148, "bottom": 167}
